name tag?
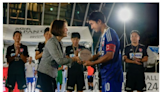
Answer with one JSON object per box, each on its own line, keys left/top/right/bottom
{"left": 69, "top": 54, "right": 75, "bottom": 58}
{"left": 129, "top": 53, "right": 143, "bottom": 59}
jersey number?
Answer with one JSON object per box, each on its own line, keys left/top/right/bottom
{"left": 105, "top": 82, "right": 110, "bottom": 91}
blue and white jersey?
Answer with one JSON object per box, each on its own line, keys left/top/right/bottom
{"left": 98, "top": 27, "right": 123, "bottom": 82}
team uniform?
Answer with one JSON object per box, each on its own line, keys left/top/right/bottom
{"left": 35, "top": 42, "right": 45, "bottom": 90}
{"left": 57, "top": 65, "right": 63, "bottom": 85}
{"left": 98, "top": 27, "right": 123, "bottom": 92}
{"left": 25, "top": 61, "right": 36, "bottom": 83}
{"left": 123, "top": 44, "right": 148, "bottom": 91}
{"left": 66, "top": 45, "right": 86, "bottom": 91}
{"left": 5, "top": 44, "right": 29, "bottom": 90}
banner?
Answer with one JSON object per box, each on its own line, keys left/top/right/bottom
{"left": 147, "top": 46, "right": 159, "bottom": 68}
{"left": 82, "top": 72, "right": 159, "bottom": 92}
{"left": 3, "top": 24, "right": 93, "bottom": 46}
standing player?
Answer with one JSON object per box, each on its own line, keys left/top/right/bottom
{"left": 35, "top": 27, "right": 52, "bottom": 91}
{"left": 123, "top": 30, "right": 148, "bottom": 92}
{"left": 6, "top": 31, "right": 29, "bottom": 92}
{"left": 25, "top": 56, "right": 37, "bottom": 92}
{"left": 87, "top": 66, "right": 95, "bottom": 91}
{"left": 56, "top": 65, "right": 63, "bottom": 91}
{"left": 83, "top": 11, "right": 123, "bottom": 92}
{"left": 66, "top": 32, "right": 86, "bottom": 92}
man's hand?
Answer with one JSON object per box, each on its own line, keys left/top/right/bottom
{"left": 71, "top": 56, "right": 82, "bottom": 64}
{"left": 134, "top": 60, "right": 142, "bottom": 65}
{"left": 15, "top": 44, "right": 20, "bottom": 56}
{"left": 34, "top": 70, "right": 37, "bottom": 76}
{"left": 133, "top": 57, "right": 142, "bottom": 65}
{"left": 74, "top": 49, "right": 79, "bottom": 56}
{"left": 134, "top": 57, "right": 141, "bottom": 62}
{"left": 83, "top": 61, "right": 94, "bottom": 66}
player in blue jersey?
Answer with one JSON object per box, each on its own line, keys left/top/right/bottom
{"left": 83, "top": 11, "right": 123, "bottom": 92}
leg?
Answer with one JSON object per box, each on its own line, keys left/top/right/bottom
{"left": 38, "top": 71, "right": 54, "bottom": 92}
{"left": 136, "top": 73, "right": 146, "bottom": 92}
{"left": 17, "top": 74, "right": 27, "bottom": 91}
{"left": 36, "top": 72, "right": 42, "bottom": 92}
{"left": 99, "top": 72, "right": 102, "bottom": 92}
{"left": 19, "top": 90, "right": 24, "bottom": 92}
{"left": 77, "top": 72, "right": 85, "bottom": 92}
{"left": 6, "top": 74, "right": 16, "bottom": 92}
{"left": 66, "top": 73, "right": 76, "bottom": 92}
{"left": 9, "top": 89, "right": 13, "bottom": 92}
{"left": 125, "top": 72, "right": 135, "bottom": 92}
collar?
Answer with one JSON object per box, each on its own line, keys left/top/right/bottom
{"left": 101, "top": 26, "right": 109, "bottom": 38}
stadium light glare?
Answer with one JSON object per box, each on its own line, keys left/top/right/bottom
{"left": 118, "top": 7, "right": 132, "bottom": 22}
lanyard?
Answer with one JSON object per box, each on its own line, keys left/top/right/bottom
{"left": 131, "top": 45, "right": 139, "bottom": 58}
{"left": 99, "top": 27, "right": 109, "bottom": 55}
{"left": 72, "top": 45, "right": 79, "bottom": 56}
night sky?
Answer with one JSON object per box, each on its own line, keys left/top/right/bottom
{"left": 91, "top": 3, "right": 159, "bottom": 51}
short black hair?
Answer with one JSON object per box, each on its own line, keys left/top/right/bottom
{"left": 88, "top": 11, "right": 106, "bottom": 23}
{"left": 71, "top": 32, "right": 80, "bottom": 39}
{"left": 130, "top": 30, "right": 140, "bottom": 36}
{"left": 44, "top": 27, "right": 50, "bottom": 34}
{"left": 13, "top": 31, "right": 22, "bottom": 37}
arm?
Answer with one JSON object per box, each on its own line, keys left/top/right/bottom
{"left": 58, "top": 66, "right": 63, "bottom": 70}
{"left": 7, "top": 56, "right": 16, "bottom": 64}
{"left": 35, "top": 51, "right": 43, "bottom": 60}
{"left": 91, "top": 52, "right": 114, "bottom": 65}
{"left": 6, "top": 46, "right": 16, "bottom": 64}
{"left": 20, "top": 54, "right": 28, "bottom": 63}
{"left": 46, "top": 41, "right": 77, "bottom": 65}
{"left": 132, "top": 46, "right": 148, "bottom": 63}
{"left": 141, "top": 56, "right": 148, "bottom": 62}
{"left": 141, "top": 46, "right": 148, "bottom": 62}
{"left": 123, "top": 55, "right": 142, "bottom": 65}
{"left": 89, "top": 53, "right": 100, "bottom": 61}
{"left": 20, "top": 46, "right": 29, "bottom": 63}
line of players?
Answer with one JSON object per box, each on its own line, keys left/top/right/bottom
{"left": 5, "top": 11, "right": 148, "bottom": 92}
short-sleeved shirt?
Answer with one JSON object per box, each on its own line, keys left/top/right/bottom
{"left": 65, "top": 45, "right": 85, "bottom": 73}
{"left": 123, "top": 44, "right": 148, "bottom": 73}
{"left": 6, "top": 44, "right": 29, "bottom": 75}
{"left": 25, "top": 62, "right": 36, "bottom": 77}
{"left": 98, "top": 27, "right": 123, "bottom": 82}
{"left": 35, "top": 42, "right": 45, "bottom": 64}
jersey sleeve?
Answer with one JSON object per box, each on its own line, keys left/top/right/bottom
{"left": 143, "top": 46, "right": 148, "bottom": 57}
{"left": 105, "top": 28, "right": 117, "bottom": 52}
{"left": 65, "top": 46, "right": 70, "bottom": 56}
{"left": 6, "top": 46, "right": 11, "bottom": 58}
{"left": 23, "top": 46, "right": 29, "bottom": 57}
{"left": 122, "top": 46, "right": 128, "bottom": 56}
{"left": 35, "top": 42, "right": 40, "bottom": 52}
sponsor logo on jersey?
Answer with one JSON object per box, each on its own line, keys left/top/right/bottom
{"left": 20, "top": 48, "right": 24, "bottom": 52}
{"left": 129, "top": 53, "right": 143, "bottom": 59}
{"left": 139, "top": 48, "right": 143, "bottom": 52}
